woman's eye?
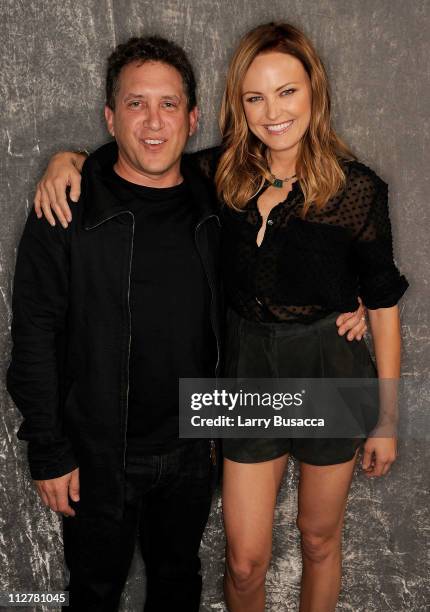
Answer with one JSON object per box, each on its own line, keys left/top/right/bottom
{"left": 246, "top": 96, "right": 263, "bottom": 103}
{"left": 281, "top": 88, "right": 296, "bottom": 96}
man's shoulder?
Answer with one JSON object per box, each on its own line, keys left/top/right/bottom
{"left": 83, "top": 141, "right": 117, "bottom": 172}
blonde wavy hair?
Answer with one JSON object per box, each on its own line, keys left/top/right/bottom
{"left": 215, "top": 22, "right": 355, "bottom": 214}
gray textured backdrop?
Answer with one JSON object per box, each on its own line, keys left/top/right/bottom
{"left": 1, "top": 1, "right": 429, "bottom": 611}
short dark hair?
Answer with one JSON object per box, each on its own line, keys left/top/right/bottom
{"left": 105, "top": 36, "right": 197, "bottom": 111}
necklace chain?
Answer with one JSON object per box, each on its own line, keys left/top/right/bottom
{"left": 269, "top": 170, "right": 297, "bottom": 189}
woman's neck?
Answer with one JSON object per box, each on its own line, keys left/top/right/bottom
{"left": 267, "top": 147, "right": 298, "bottom": 178}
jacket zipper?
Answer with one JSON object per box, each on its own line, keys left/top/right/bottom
{"left": 210, "top": 439, "right": 217, "bottom": 466}
{"left": 195, "top": 214, "right": 220, "bottom": 467}
{"left": 85, "top": 211, "right": 134, "bottom": 470}
{"left": 195, "top": 215, "right": 221, "bottom": 375}
{"left": 123, "top": 212, "right": 135, "bottom": 468}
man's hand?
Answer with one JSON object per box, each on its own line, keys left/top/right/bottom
{"left": 34, "top": 467, "right": 80, "bottom": 517}
{"left": 361, "top": 437, "right": 397, "bottom": 477}
{"left": 336, "top": 298, "right": 367, "bottom": 341}
{"left": 34, "top": 152, "right": 87, "bottom": 229}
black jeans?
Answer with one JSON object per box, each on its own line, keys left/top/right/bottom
{"left": 62, "top": 439, "right": 214, "bottom": 612}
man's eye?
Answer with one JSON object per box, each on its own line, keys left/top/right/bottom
{"left": 162, "top": 101, "right": 177, "bottom": 108}
{"left": 246, "top": 96, "right": 263, "bottom": 103}
{"left": 128, "top": 101, "right": 141, "bottom": 108}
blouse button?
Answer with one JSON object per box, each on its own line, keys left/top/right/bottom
{"left": 267, "top": 219, "right": 274, "bottom": 226}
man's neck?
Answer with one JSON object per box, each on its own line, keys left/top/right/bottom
{"left": 114, "top": 155, "right": 183, "bottom": 188}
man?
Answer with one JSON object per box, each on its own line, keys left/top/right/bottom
{"left": 7, "top": 36, "right": 222, "bottom": 612}
{"left": 7, "top": 35, "right": 365, "bottom": 612}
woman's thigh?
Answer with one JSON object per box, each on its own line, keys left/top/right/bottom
{"left": 222, "top": 454, "right": 289, "bottom": 561}
{"left": 297, "top": 449, "right": 359, "bottom": 536}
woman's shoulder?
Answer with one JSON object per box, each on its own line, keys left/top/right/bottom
{"left": 187, "top": 145, "right": 223, "bottom": 180}
{"left": 341, "top": 158, "right": 387, "bottom": 195}
{"left": 329, "top": 159, "right": 389, "bottom": 233}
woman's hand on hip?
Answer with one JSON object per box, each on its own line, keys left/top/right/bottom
{"left": 336, "top": 298, "right": 367, "bottom": 341}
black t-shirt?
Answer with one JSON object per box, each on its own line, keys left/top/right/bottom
{"left": 108, "top": 168, "right": 215, "bottom": 455}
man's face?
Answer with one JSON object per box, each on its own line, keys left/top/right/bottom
{"left": 105, "top": 60, "right": 198, "bottom": 187}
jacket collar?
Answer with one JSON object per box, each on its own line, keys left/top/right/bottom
{"left": 81, "top": 141, "right": 218, "bottom": 230}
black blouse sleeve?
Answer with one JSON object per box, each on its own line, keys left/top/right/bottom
{"left": 188, "top": 145, "right": 223, "bottom": 181}
{"left": 349, "top": 165, "right": 409, "bottom": 309}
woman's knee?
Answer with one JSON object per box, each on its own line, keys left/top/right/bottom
{"left": 296, "top": 517, "right": 342, "bottom": 564}
{"left": 225, "top": 547, "right": 271, "bottom": 591}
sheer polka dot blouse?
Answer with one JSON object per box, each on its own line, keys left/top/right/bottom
{"left": 219, "top": 159, "right": 409, "bottom": 323}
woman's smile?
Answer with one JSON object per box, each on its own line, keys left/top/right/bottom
{"left": 264, "top": 119, "right": 295, "bottom": 134}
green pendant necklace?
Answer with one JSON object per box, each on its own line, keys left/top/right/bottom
{"left": 270, "top": 172, "right": 297, "bottom": 188}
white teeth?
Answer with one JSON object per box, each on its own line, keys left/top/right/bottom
{"left": 266, "top": 121, "right": 293, "bottom": 132}
{"left": 144, "top": 139, "right": 164, "bottom": 144}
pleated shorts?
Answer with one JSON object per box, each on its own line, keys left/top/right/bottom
{"left": 222, "top": 308, "right": 378, "bottom": 466}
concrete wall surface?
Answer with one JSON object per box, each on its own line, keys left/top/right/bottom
{"left": 1, "top": 1, "right": 429, "bottom": 610}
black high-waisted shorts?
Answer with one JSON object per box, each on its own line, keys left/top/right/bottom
{"left": 222, "top": 309, "right": 378, "bottom": 466}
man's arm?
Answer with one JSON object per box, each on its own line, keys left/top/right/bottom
{"left": 7, "top": 208, "right": 78, "bottom": 515}
{"left": 32, "top": 148, "right": 367, "bottom": 339}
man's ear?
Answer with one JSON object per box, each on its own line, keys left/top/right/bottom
{"left": 188, "top": 106, "right": 199, "bottom": 137}
{"left": 104, "top": 105, "right": 115, "bottom": 137}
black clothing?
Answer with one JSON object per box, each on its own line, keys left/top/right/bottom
{"left": 221, "top": 160, "right": 408, "bottom": 322}
{"left": 192, "top": 147, "right": 407, "bottom": 465}
{"left": 106, "top": 170, "right": 216, "bottom": 455}
{"left": 222, "top": 309, "right": 378, "bottom": 465}
{"left": 7, "top": 141, "right": 222, "bottom": 521}
{"left": 63, "top": 439, "right": 214, "bottom": 612}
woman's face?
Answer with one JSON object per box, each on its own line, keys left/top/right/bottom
{"left": 241, "top": 51, "right": 312, "bottom": 159}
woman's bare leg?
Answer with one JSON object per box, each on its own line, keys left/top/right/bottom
{"left": 222, "top": 454, "right": 289, "bottom": 612}
{"left": 297, "top": 449, "right": 359, "bottom": 612}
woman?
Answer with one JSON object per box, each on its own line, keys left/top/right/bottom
{"left": 33, "top": 23, "right": 407, "bottom": 612}
{"left": 214, "top": 23, "right": 406, "bottom": 612}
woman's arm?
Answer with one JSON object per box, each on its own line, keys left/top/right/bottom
{"left": 368, "top": 305, "right": 401, "bottom": 378}
{"left": 33, "top": 144, "right": 222, "bottom": 228}
{"left": 34, "top": 151, "right": 87, "bottom": 228}
{"left": 345, "top": 164, "right": 408, "bottom": 477}
{"left": 362, "top": 305, "right": 401, "bottom": 477}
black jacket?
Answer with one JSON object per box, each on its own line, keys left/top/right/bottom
{"left": 7, "top": 141, "right": 223, "bottom": 520}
